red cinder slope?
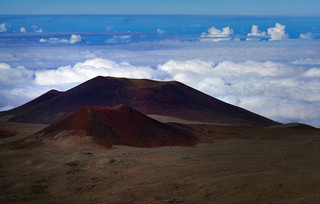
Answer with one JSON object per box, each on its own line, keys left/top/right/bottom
{"left": 32, "top": 105, "right": 198, "bottom": 148}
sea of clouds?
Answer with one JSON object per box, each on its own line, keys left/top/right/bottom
{"left": 1, "top": 20, "right": 320, "bottom": 127}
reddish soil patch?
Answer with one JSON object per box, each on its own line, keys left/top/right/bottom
{"left": 31, "top": 105, "right": 198, "bottom": 148}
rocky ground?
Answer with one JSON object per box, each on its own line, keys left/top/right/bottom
{"left": 0, "top": 121, "right": 320, "bottom": 203}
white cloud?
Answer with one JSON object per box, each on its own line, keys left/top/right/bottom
{"left": 157, "top": 28, "right": 166, "bottom": 34}
{"left": 0, "top": 63, "right": 11, "bottom": 70}
{"left": 158, "top": 59, "right": 320, "bottom": 124}
{"left": 159, "top": 59, "right": 214, "bottom": 74}
{"left": 106, "top": 26, "right": 113, "bottom": 31}
{"left": 247, "top": 25, "right": 266, "bottom": 41}
{"left": 235, "top": 96, "right": 320, "bottom": 123}
{"left": 0, "top": 23, "right": 7, "bottom": 32}
{"left": 200, "top": 26, "right": 234, "bottom": 42}
{"left": 200, "top": 23, "right": 287, "bottom": 42}
{"left": 49, "top": 38, "right": 69, "bottom": 43}
{"left": 267, "top": 23, "right": 288, "bottom": 41}
{"left": 36, "top": 28, "right": 43, "bottom": 33}
{"left": 106, "top": 35, "right": 131, "bottom": 44}
{"left": 39, "top": 34, "right": 82, "bottom": 44}
{"left": 0, "top": 105, "right": 15, "bottom": 112}
{"left": 214, "top": 60, "right": 293, "bottom": 77}
{"left": 158, "top": 60, "right": 292, "bottom": 79}
{"left": 303, "top": 67, "right": 320, "bottom": 77}
{"left": 70, "top": 34, "right": 82, "bottom": 44}
{"left": 34, "top": 58, "right": 157, "bottom": 85}
{"left": 299, "top": 32, "right": 313, "bottom": 40}
{"left": 0, "top": 63, "right": 34, "bottom": 88}
{"left": 20, "top": 27, "right": 27, "bottom": 33}
{"left": 0, "top": 85, "right": 63, "bottom": 112}
{"left": 292, "top": 58, "right": 320, "bottom": 65}
{"left": 32, "top": 25, "right": 43, "bottom": 33}
{"left": 0, "top": 63, "right": 49, "bottom": 112}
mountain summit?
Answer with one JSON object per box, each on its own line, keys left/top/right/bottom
{"left": 0, "top": 76, "right": 277, "bottom": 126}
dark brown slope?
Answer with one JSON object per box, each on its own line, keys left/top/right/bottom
{"left": 1, "top": 76, "right": 277, "bottom": 126}
{"left": 0, "top": 128, "right": 17, "bottom": 138}
{"left": 0, "top": 89, "right": 63, "bottom": 122}
{"left": 25, "top": 105, "right": 198, "bottom": 148}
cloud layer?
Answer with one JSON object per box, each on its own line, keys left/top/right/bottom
{"left": 35, "top": 58, "right": 157, "bottom": 85}
{"left": 2, "top": 55, "right": 320, "bottom": 126}
{"left": 158, "top": 59, "right": 320, "bottom": 125}
{"left": 0, "top": 32, "right": 320, "bottom": 127}
{"left": 106, "top": 35, "right": 131, "bottom": 44}
{"left": 0, "top": 63, "right": 33, "bottom": 88}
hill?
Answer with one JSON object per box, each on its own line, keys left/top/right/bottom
{"left": 0, "top": 76, "right": 277, "bottom": 126}
{"left": 24, "top": 105, "right": 198, "bottom": 148}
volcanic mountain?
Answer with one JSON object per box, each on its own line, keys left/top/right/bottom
{"left": 25, "top": 105, "right": 198, "bottom": 148}
{"left": 0, "top": 76, "right": 277, "bottom": 126}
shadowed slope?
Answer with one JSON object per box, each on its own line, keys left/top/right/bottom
{"left": 1, "top": 76, "right": 277, "bottom": 126}
{"left": 27, "top": 105, "right": 198, "bottom": 148}
{"left": 0, "top": 128, "right": 17, "bottom": 138}
{"left": 0, "top": 89, "right": 63, "bottom": 122}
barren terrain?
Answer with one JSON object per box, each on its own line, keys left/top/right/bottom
{"left": 1, "top": 119, "right": 319, "bottom": 203}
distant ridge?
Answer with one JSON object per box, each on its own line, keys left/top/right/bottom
{"left": 25, "top": 105, "right": 198, "bottom": 148}
{"left": 0, "top": 76, "right": 277, "bottom": 126}
{"left": 10, "top": 89, "right": 63, "bottom": 112}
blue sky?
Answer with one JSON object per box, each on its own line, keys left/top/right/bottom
{"left": 0, "top": 0, "right": 320, "bottom": 15}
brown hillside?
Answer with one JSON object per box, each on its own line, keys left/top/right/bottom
{"left": 1, "top": 76, "right": 277, "bottom": 126}
{"left": 27, "top": 105, "right": 198, "bottom": 148}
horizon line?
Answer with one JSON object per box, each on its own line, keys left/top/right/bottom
{"left": 1, "top": 14, "right": 320, "bottom": 17}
